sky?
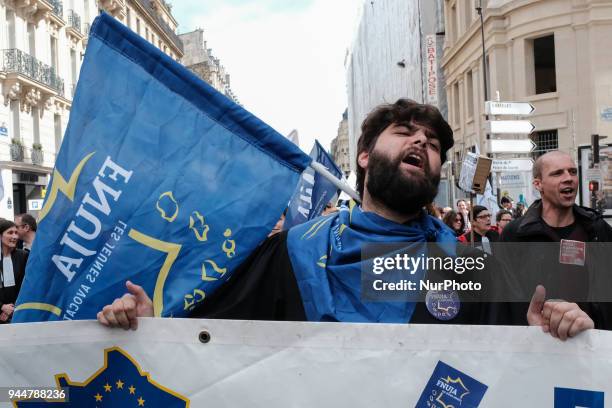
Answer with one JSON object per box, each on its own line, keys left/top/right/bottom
{"left": 171, "top": 0, "right": 362, "bottom": 153}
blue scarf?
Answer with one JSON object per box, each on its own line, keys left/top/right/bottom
{"left": 286, "top": 202, "right": 457, "bottom": 323}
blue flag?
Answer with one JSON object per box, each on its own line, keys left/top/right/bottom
{"left": 13, "top": 13, "right": 311, "bottom": 322}
{"left": 284, "top": 140, "right": 342, "bottom": 229}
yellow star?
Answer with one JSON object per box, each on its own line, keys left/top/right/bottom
{"left": 129, "top": 385, "right": 136, "bottom": 395}
{"left": 103, "top": 383, "right": 112, "bottom": 392}
{"left": 94, "top": 393, "right": 103, "bottom": 402}
{"left": 137, "top": 396, "right": 145, "bottom": 406}
{"left": 116, "top": 379, "right": 124, "bottom": 389}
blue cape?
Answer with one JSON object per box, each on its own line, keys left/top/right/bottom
{"left": 286, "top": 202, "right": 457, "bottom": 322}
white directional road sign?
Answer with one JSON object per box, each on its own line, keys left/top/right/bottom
{"left": 491, "top": 158, "right": 534, "bottom": 172}
{"left": 485, "top": 101, "right": 535, "bottom": 116}
{"left": 487, "top": 120, "right": 535, "bottom": 134}
{"left": 489, "top": 139, "right": 536, "bottom": 154}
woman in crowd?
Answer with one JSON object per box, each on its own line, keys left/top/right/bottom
{"left": 0, "top": 220, "right": 29, "bottom": 324}
{"left": 442, "top": 210, "right": 465, "bottom": 237}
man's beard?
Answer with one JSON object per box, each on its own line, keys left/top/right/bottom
{"left": 365, "top": 150, "right": 440, "bottom": 216}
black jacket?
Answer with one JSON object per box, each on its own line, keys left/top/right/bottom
{"left": 0, "top": 249, "right": 29, "bottom": 323}
{"left": 500, "top": 200, "right": 612, "bottom": 329}
{"left": 501, "top": 200, "right": 612, "bottom": 243}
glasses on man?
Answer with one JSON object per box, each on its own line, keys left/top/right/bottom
{"left": 476, "top": 213, "right": 491, "bottom": 220}
{"left": 500, "top": 217, "right": 512, "bottom": 223}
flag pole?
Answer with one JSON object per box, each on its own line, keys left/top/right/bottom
{"left": 309, "top": 161, "right": 361, "bottom": 203}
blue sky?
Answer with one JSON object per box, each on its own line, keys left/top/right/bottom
{"left": 170, "top": 0, "right": 361, "bottom": 152}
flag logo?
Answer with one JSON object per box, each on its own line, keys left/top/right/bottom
{"left": 14, "top": 347, "right": 189, "bottom": 407}
{"left": 415, "top": 361, "right": 487, "bottom": 407}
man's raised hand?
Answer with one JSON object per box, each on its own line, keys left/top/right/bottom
{"left": 97, "top": 281, "right": 154, "bottom": 330}
{"left": 527, "top": 285, "right": 594, "bottom": 341}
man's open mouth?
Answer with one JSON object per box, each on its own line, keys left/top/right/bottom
{"left": 402, "top": 153, "right": 424, "bottom": 170}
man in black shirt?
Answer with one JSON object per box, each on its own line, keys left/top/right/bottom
{"left": 501, "top": 150, "right": 612, "bottom": 333}
{"left": 98, "top": 102, "right": 594, "bottom": 340}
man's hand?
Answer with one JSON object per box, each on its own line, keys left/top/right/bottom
{"left": 97, "top": 281, "right": 154, "bottom": 330}
{"left": 527, "top": 285, "right": 594, "bottom": 341}
{"left": 0, "top": 312, "right": 9, "bottom": 322}
{"left": 0, "top": 304, "right": 14, "bottom": 318}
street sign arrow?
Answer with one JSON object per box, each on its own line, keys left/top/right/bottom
{"left": 491, "top": 158, "right": 534, "bottom": 172}
{"left": 489, "top": 139, "right": 536, "bottom": 154}
{"left": 487, "top": 120, "right": 535, "bottom": 134}
{"left": 485, "top": 101, "right": 535, "bottom": 115}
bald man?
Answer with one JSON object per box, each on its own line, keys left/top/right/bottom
{"left": 501, "top": 151, "right": 612, "bottom": 335}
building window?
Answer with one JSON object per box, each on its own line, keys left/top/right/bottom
{"left": 126, "top": 7, "right": 131, "bottom": 28}
{"left": 466, "top": 70, "right": 474, "bottom": 119}
{"left": 32, "top": 107, "right": 40, "bottom": 144}
{"left": 54, "top": 114, "right": 62, "bottom": 152}
{"left": 485, "top": 54, "right": 491, "bottom": 100}
{"left": 527, "top": 34, "right": 557, "bottom": 95}
{"left": 50, "top": 37, "right": 59, "bottom": 70}
{"left": 452, "top": 82, "right": 460, "bottom": 126}
{"left": 450, "top": 3, "right": 458, "bottom": 44}
{"left": 462, "top": 0, "right": 472, "bottom": 33}
{"left": 27, "top": 23, "right": 36, "bottom": 56}
{"left": 531, "top": 130, "right": 558, "bottom": 159}
{"left": 136, "top": 18, "right": 141, "bottom": 35}
{"left": 10, "top": 99, "right": 20, "bottom": 141}
{"left": 84, "top": 0, "right": 90, "bottom": 24}
{"left": 534, "top": 35, "right": 556, "bottom": 94}
{"left": 6, "top": 9, "right": 16, "bottom": 49}
{"left": 145, "top": 27, "right": 149, "bottom": 41}
{"left": 71, "top": 49, "right": 77, "bottom": 97}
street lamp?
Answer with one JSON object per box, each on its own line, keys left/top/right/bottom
{"left": 475, "top": 0, "right": 488, "bottom": 103}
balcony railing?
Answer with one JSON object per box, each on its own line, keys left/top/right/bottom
{"left": 0, "top": 49, "right": 65, "bottom": 96}
{"left": 48, "top": 0, "right": 63, "bottom": 18}
{"left": 67, "top": 9, "right": 81, "bottom": 33}
{"left": 134, "top": 0, "right": 184, "bottom": 53}
{"left": 84, "top": 22, "right": 91, "bottom": 36}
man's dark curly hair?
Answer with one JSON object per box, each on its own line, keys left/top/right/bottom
{"left": 355, "top": 99, "right": 453, "bottom": 198}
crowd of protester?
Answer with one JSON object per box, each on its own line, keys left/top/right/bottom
{"left": 435, "top": 195, "right": 527, "bottom": 242}
{"left": 2, "top": 99, "right": 610, "bottom": 344}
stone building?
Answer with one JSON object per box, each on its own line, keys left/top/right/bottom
{"left": 345, "top": 0, "right": 446, "bottom": 172}
{"left": 0, "top": 0, "right": 183, "bottom": 219}
{"left": 99, "top": 0, "right": 184, "bottom": 61}
{"left": 330, "top": 109, "right": 350, "bottom": 176}
{"left": 0, "top": 0, "right": 97, "bottom": 218}
{"left": 442, "top": 0, "right": 612, "bottom": 205}
{"left": 179, "top": 29, "right": 239, "bottom": 103}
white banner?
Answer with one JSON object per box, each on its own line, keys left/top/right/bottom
{"left": 1, "top": 320, "right": 611, "bottom": 407}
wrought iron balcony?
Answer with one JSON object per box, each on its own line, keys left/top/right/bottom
{"left": 67, "top": 9, "right": 81, "bottom": 33}
{"left": 1, "top": 49, "right": 65, "bottom": 96}
{"left": 47, "top": 0, "right": 63, "bottom": 18}
{"left": 84, "top": 23, "right": 91, "bottom": 35}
